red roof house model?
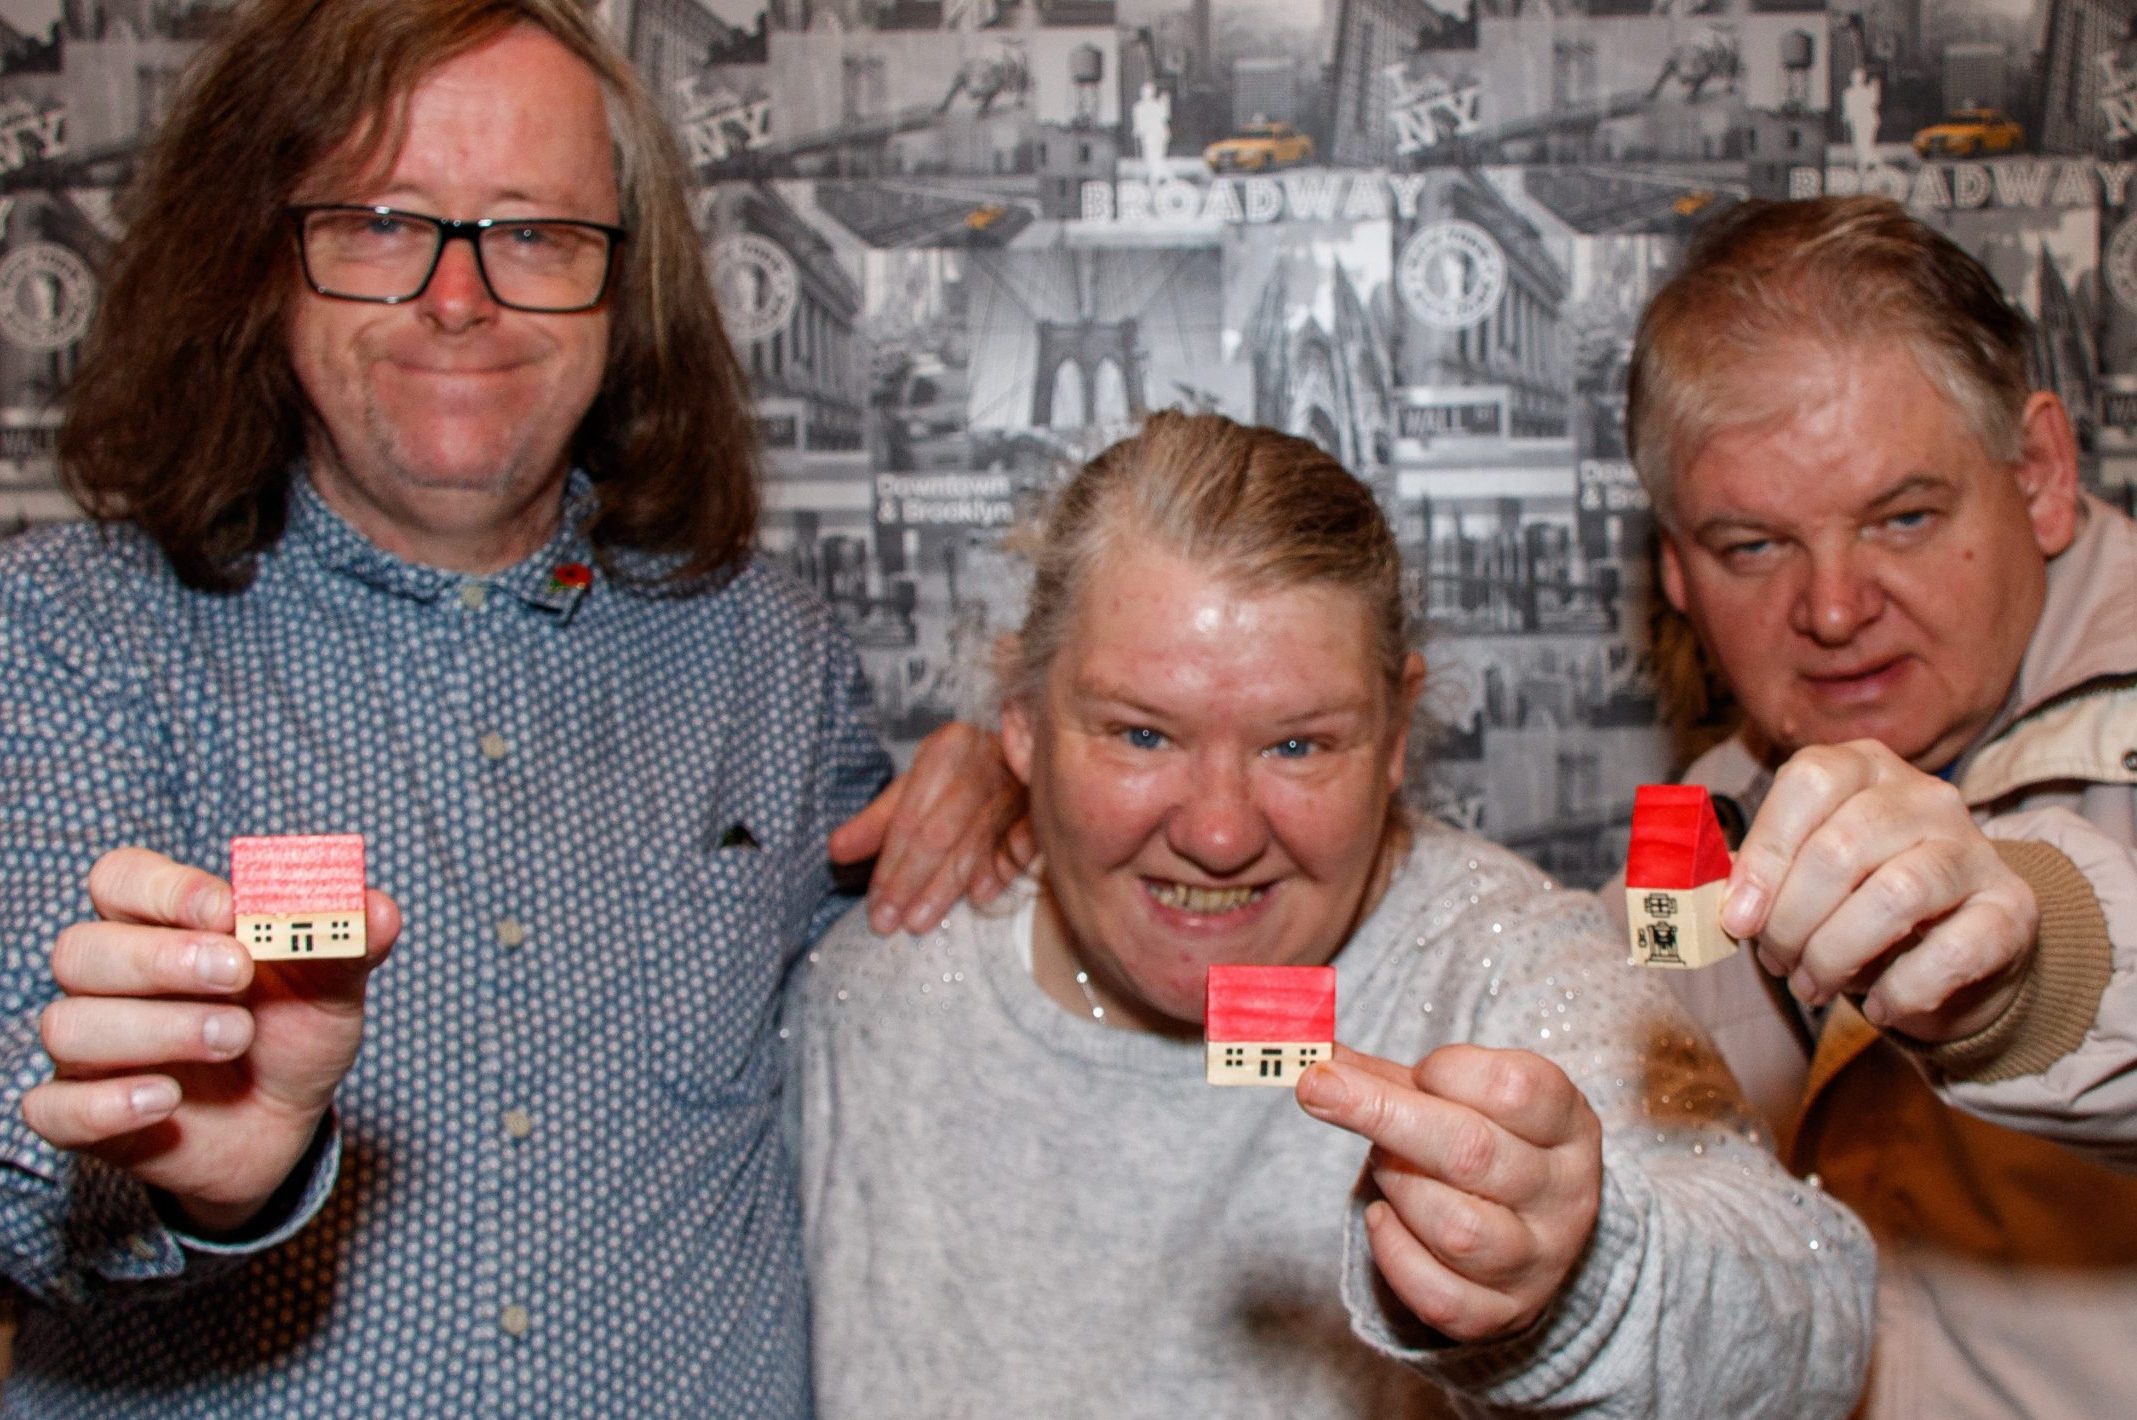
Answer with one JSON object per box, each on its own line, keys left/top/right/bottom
{"left": 1205, "top": 964, "right": 1337, "bottom": 1043}
{"left": 1625, "top": 785, "right": 1732, "bottom": 890}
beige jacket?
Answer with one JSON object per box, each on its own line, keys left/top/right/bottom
{"left": 1666, "top": 494, "right": 2137, "bottom": 1420}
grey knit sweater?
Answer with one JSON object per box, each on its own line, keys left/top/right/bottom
{"left": 797, "top": 825, "right": 1873, "bottom": 1418}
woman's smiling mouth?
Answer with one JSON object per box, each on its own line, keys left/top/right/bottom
{"left": 1144, "top": 880, "right": 1267, "bottom": 914}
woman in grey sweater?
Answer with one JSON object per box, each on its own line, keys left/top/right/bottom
{"left": 797, "top": 411, "right": 1874, "bottom": 1418}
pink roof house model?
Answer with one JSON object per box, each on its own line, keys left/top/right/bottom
{"left": 1204, "top": 963, "right": 1336, "bottom": 1087}
{"left": 230, "top": 833, "right": 368, "bottom": 961}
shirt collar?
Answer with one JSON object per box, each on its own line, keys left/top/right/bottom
{"left": 285, "top": 467, "right": 600, "bottom": 619}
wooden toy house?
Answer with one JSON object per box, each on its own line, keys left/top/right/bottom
{"left": 1204, "top": 963, "right": 1336, "bottom": 1086}
{"left": 230, "top": 834, "right": 368, "bottom": 960}
{"left": 1624, "top": 785, "right": 1737, "bottom": 970}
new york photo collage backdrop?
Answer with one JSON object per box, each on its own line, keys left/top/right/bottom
{"left": 4, "top": 0, "right": 2128, "bottom": 883}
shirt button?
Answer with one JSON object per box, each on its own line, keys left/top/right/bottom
{"left": 458, "top": 582, "right": 489, "bottom": 611}
{"left": 503, "top": 1108, "right": 534, "bottom": 1140}
{"left": 479, "top": 731, "right": 510, "bottom": 761}
{"left": 2123, "top": 749, "right": 2137, "bottom": 773}
{"left": 496, "top": 917, "right": 527, "bottom": 949}
{"left": 499, "top": 1304, "right": 531, "bottom": 1338}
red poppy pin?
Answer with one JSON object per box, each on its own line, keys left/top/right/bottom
{"left": 546, "top": 562, "right": 593, "bottom": 597}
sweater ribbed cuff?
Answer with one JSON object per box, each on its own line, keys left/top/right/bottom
{"left": 1914, "top": 840, "right": 2113, "bottom": 1085}
{"left": 1409, "top": 1164, "right": 1644, "bottom": 1403}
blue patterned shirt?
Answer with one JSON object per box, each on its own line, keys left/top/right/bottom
{"left": 0, "top": 475, "right": 891, "bottom": 1416}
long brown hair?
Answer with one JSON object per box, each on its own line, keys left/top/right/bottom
{"left": 59, "top": 0, "right": 759, "bottom": 592}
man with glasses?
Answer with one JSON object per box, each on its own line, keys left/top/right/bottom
{"left": 0, "top": 2, "right": 1021, "bottom": 1414}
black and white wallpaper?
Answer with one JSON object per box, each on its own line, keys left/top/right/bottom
{"left": 6, "top": 0, "right": 2128, "bottom": 884}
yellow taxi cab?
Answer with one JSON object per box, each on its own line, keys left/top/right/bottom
{"left": 1203, "top": 120, "right": 1314, "bottom": 172}
{"left": 1912, "top": 108, "right": 2023, "bottom": 159}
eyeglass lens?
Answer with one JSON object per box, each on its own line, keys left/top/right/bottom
{"left": 301, "top": 209, "right": 612, "bottom": 311}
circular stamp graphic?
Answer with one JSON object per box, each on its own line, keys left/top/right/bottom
{"left": 0, "top": 242, "right": 94, "bottom": 352}
{"left": 2107, "top": 219, "right": 2137, "bottom": 316}
{"left": 710, "top": 233, "right": 798, "bottom": 345}
{"left": 1397, "top": 219, "right": 1506, "bottom": 332}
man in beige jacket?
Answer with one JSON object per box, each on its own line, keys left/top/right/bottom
{"left": 1626, "top": 195, "right": 2137, "bottom": 1417}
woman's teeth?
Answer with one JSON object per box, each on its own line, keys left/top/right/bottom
{"left": 1148, "top": 882, "right": 1263, "bottom": 913}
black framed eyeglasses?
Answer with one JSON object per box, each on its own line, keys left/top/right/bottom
{"left": 289, "top": 205, "right": 627, "bottom": 314}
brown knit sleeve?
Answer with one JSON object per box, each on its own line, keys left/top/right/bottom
{"left": 1907, "top": 840, "right": 2113, "bottom": 1085}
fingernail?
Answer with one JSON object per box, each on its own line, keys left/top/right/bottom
{"left": 130, "top": 1080, "right": 179, "bottom": 1118}
{"left": 1723, "top": 881, "right": 1763, "bottom": 934}
{"left": 1296, "top": 1063, "right": 1350, "bottom": 1115}
{"left": 195, "top": 944, "right": 242, "bottom": 988}
{"left": 202, "top": 1013, "right": 243, "bottom": 1054}
{"left": 1861, "top": 996, "right": 1889, "bottom": 1027}
{"left": 1788, "top": 970, "right": 1819, "bottom": 1005}
{"left": 1754, "top": 946, "right": 1783, "bottom": 978}
{"left": 869, "top": 902, "right": 898, "bottom": 935}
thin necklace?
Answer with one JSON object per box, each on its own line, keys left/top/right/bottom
{"left": 1037, "top": 886, "right": 1113, "bottom": 1026}
{"left": 1072, "top": 967, "right": 1107, "bottom": 1024}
